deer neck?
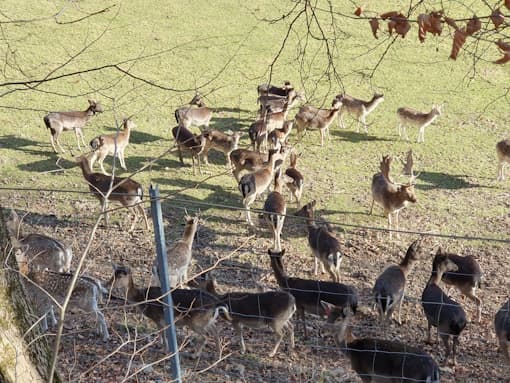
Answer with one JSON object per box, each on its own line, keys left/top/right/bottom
{"left": 399, "top": 256, "right": 415, "bottom": 277}
{"left": 269, "top": 256, "right": 287, "bottom": 287}
{"left": 428, "top": 268, "right": 444, "bottom": 286}
{"left": 365, "top": 96, "right": 383, "bottom": 113}
{"left": 182, "top": 222, "right": 198, "bottom": 249}
{"left": 79, "top": 157, "right": 93, "bottom": 176}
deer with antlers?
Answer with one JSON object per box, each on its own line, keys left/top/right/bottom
{"left": 370, "top": 155, "right": 417, "bottom": 237}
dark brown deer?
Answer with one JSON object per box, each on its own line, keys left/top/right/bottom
{"left": 495, "top": 299, "right": 510, "bottom": 363}
{"left": 44, "top": 99, "right": 104, "bottom": 153}
{"left": 172, "top": 125, "right": 206, "bottom": 175}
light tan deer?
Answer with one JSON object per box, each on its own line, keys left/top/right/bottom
{"left": 496, "top": 139, "right": 510, "bottom": 181}
{"left": 397, "top": 105, "right": 442, "bottom": 143}
{"left": 200, "top": 129, "right": 242, "bottom": 167}
{"left": 89, "top": 117, "right": 135, "bottom": 175}
{"left": 44, "top": 99, "right": 104, "bottom": 153}
{"left": 174, "top": 93, "right": 213, "bottom": 130}
{"left": 370, "top": 155, "right": 417, "bottom": 237}
{"left": 336, "top": 93, "right": 384, "bottom": 133}
{"left": 294, "top": 99, "right": 342, "bottom": 146}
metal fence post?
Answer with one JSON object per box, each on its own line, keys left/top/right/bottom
{"left": 149, "top": 185, "right": 182, "bottom": 383}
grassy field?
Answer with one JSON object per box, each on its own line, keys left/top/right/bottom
{"left": 1, "top": 1, "right": 509, "bottom": 382}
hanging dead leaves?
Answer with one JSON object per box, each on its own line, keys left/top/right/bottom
{"left": 354, "top": 6, "right": 509, "bottom": 64}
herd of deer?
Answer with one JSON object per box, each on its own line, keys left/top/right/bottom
{"left": 7, "top": 81, "right": 510, "bottom": 380}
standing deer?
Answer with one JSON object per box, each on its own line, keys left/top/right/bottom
{"left": 370, "top": 155, "right": 417, "bottom": 237}
{"left": 283, "top": 151, "right": 304, "bottom": 208}
{"left": 397, "top": 104, "right": 442, "bottom": 143}
{"left": 294, "top": 99, "right": 342, "bottom": 146}
{"left": 172, "top": 125, "right": 206, "bottom": 175}
{"left": 174, "top": 93, "right": 213, "bottom": 130}
{"left": 496, "top": 139, "right": 510, "bottom": 181}
{"left": 263, "top": 173, "right": 286, "bottom": 251}
{"left": 336, "top": 93, "right": 384, "bottom": 134}
{"left": 44, "top": 99, "right": 104, "bottom": 153}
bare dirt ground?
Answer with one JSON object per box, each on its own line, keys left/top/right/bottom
{"left": 2, "top": 191, "right": 509, "bottom": 382}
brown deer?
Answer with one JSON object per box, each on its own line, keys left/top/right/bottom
{"left": 283, "top": 151, "right": 304, "bottom": 208}
{"left": 44, "top": 99, "right": 104, "bottom": 153}
{"left": 495, "top": 299, "right": 510, "bottom": 363}
{"left": 263, "top": 173, "right": 286, "bottom": 251}
{"left": 76, "top": 153, "right": 149, "bottom": 232}
{"left": 294, "top": 99, "right": 342, "bottom": 146}
{"left": 89, "top": 117, "right": 135, "bottom": 175}
{"left": 200, "top": 129, "right": 242, "bottom": 167}
{"left": 397, "top": 105, "right": 442, "bottom": 143}
{"left": 370, "top": 155, "right": 417, "bottom": 237}
{"left": 174, "top": 93, "right": 213, "bottom": 130}
{"left": 496, "top": 139, "right": 510, "bottom": 181}
{"left": 336, "top": 93, "right": 384, "bottom": 134}
{"left": 172, "top": 125, "right": 206, "bottom": 175}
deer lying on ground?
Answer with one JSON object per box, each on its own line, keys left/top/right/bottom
{"left": 435, "top": 247, "right": 483, "bottom": 322}
{"left": 283, "top": 151, "right": 304, "bottom": 208}
{"left": 44, "top": 99, "right": 104, "bottom": 153}
{"left": 200, "top": 277, "right": 295, "bottom": 357}
{"left": 373, "top": 239, "right": 421, "bottom": 324}
{"left": 335, "top": 93, "right": 384, "bottom": 134}
{"left": 76, "top": 153, "right": 149, "bottom": 232}
{"left": 496, "top": 139, "right": 510, "bottom": 181}
{"left": 263, "top": 173, "right": 286, "bottom": 251}
{"left": 151, "top": 214, "right": 199, "bottom": 288}
{"left": 268, "top": 249, "right": 358, "bottom": 341}
{"left": 397, "top": 104, "right": 442, "bottom": 143}
{"left": 422, "top": 253, "right": 467, "bottom": 366}
{"left": 18, "top": 251, "right": 109, "bottom": 339}
{"left": 107, "top": 264, "right": 230, "bottom": 358}
{"left": 296, "top": 200, "right": 342, "bottom": 282}
{"left": 7, "top": 209, "right": 72, "bottom": 273}
{"left": 89, "top": 117, "right": 135, "bottom": 175}
{"left": 495, "top": 298, "right": 510, "bottom": 363}
{"left": 294, "top": 99, "right": 342, "bottom": 146}
{"left": 334, "top": 306, "right": 440, "bottom": 382}
{"left": 174, "top": 93, "right": 213, "bottom": 130}
{"left": 172, "top": 125, "right": 206, "bottom": 175}
{"left": 200, "top": 129, "right": 241, "bottom": 167}
{"left": 239, "top": 148, "right": 283, "bottom": 225}
{"left": 370, "top": 155, "right": 417, "bottom": 237}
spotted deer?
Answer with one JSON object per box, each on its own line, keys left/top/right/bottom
{"left": 336, "top": 93, "right": 384, "bottom": 134}
{"left": 397, "top": 105, "right": 442, "bottom": 143}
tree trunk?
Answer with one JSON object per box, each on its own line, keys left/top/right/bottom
{"left": 0, "top": 207, "right": 60, "bottom": 383}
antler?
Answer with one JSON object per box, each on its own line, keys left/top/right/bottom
{"left": 380, "top": 155, "right": 393, "bottom": 182}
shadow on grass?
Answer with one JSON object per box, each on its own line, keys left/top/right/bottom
{"left": 332, "top": 130, "right": 394, "bottom": 143}
{"left": 415, "top": 171, "right": 491, "bottom": 190}
{"left": 0, "top": 135, "right": 56, "bottom": 156}
{"left": 18, "top": 157, "right": 76, "bottom": 173}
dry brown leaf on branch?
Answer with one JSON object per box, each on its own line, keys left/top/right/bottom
{"left": 354, "top": 7, "right": 363, "bottom": 17}
{"left": 385, "top": 13, "right": 410, "bottom": 38}
{"left": 506, "top": 0, "right": 510, "bottom": 11}
{"left": 417, "top": 12, "right": 443, "bottom": 42}
{"left": 494, "top": 53, "right": 510, "bottom": 64}
{"left": 380, "top": 11, "right": 400, "bottom": 20}
{"left": 466, "top": 16, "right": 481, "bottom": 36}
{"left": 369, "top": 18, "right": 379, "bottom": 39}
{"left": 490, "top": 8, "right": 505, "bottom": 29}
{"left": 450, "top": 27, "right": 466, "bottom": 60}
{"left": 496, "top": 39, "right": 510, "bottom": 52}
{"left": 444, "top": 16, "right": 459, "bottom": 30}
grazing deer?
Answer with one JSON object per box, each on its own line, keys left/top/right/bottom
{"left": 336, "top": 93, "right": 384, "bottom": 134}
{"left": 334, "top": 306, "right": 440, "bottom": 383}
{"left": 201, "top": 277, "right": 295, "bottom": 357}
{"left": 7, "top": 209, "right": 72, "bottom": 273}
{"left": 107, "top": 264, "right": 229, "bottom": 358}
{"left": 89, "top": 117, "right": 135, "bottom": 175}
{"left": 174, "top": 93, "right": 213, "bottom": 130}
{"left": 495, "top": 299, "right": 510, "bottom": 363}
{"left": 238, "top": 149, "right": 283, "bottom": 225}
{"left": 151, "top": 214, "right": 199, "bottom": 288}
{"left": 172, "top": 125, "right": 206, "bottom": 175}
{"left": 44, "top": 99, "right": 104, "bottom": 153}
{"left": 422, "top": 253, "right": 467, "bottom": 366}
{"left": 283, "top": 151, "right": 304, "bottom": 208}
{"left": 18, "top": 252, "right": 109, "bottom": 339}
{"left": 294, "top": 99, "right": 342, "bottom": 146}
{"left": 296, "top": 200, "right": 342, "bottom": 282}
{"left": 263, "top": 173, "right": 286, "bottom": 251}
{"left": 370, "top": 155, "right": 417, "bottom": 237}
{"left": 397, "top": 105, "right": 442, "bottom": 143}
{"left": 268, "top": 249, "right": 358, "bottom": 340}
{"left": 200, "top": 129, "right": 242, "bottom": 167}
{"left": 76, "top": 153, "right": 149, "bottom": 232}
{"left": 496, "top": 139, "right": 510, "bottom": 181}
{"left": 373, "top": 239, "right": 421, "bottom": 324}
{"left": 435, "top": 247, "right": 483, "bottom": 322}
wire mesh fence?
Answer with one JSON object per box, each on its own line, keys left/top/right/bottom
{"left": 1, "top": 186, "right": 509, "bottom": 382}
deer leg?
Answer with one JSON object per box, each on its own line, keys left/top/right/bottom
{"left": 138, "top": 204, "right": 149, "bottom": 230}
{"left": 396, "top": 291, "right": 405, "bottom": 325}
{"left": 361, "top": 114, "right": 368, "bottom": 134}
{"left": 99, "top": 157, "right": 110, "bottom": 176}
{"left": 497, "top": 162, "right": 504, "bottom": 181}
{"left": 387, "top": 213, "right": 393, "bottom": 239}
{"left": 499, "top": 336, "right": 510, "bottom": 362}
{"left": 369, "top": 199, "right": 375, "bottom": 215}
{"left": 269, "top": 326, "right": 285, "bottom": 357}
{"left": 74, "top": 128, "right": 82, "bottom": 150}
{"left": 440, "top": 334, "right": 451, "bottom": 366}
{"left": 119, "top": 150, "right": 127, "bottom": 170}
{"left": 425, "top": 322, "right": 432, "bottom": 344}
{"left": 297, "top": 306, "right": 307, "bottom": 339}
{"left": 313, "top": 251, "right": 319, "bottom": 275}
{"left": 233, "top": 322, "right": 246, "bottom": 354}
{"left": 451, "top": 336, "right": 459, "bottom": 366}
{"left": 177, "top": 146, "right": 184, "bottom": 165}
{"left": 54, "top": 133, "right": 67, "bottom": 153}
{"left": 196, "top": 153, "right": 203, "bottom": 175}
{"left": 244, "top": 194, "right": 256, "bottom": 226}
{"left": 319, "top": 129, "right": 325, "bottom": 147}
{"left": 462, "top": 287, "right": 482, "bottom": 322}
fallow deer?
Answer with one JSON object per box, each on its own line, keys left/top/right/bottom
{"left": 495, "top": 298, "right": 510, "bottom": 363}
{"left": 397, "top": 105, "right": 442, "bottom": 143}
{"left": 370, "top": 155, "right": 417, "bottom": 237}
{"left": 496, "top": 139, "right": 510, "bottom": 181}
{"left": 263, "top": 173, "right": 286, "bottom": 251}
{"left": 200, "top": 129, "right": 241, "bottom": 167}
{"left": 283, "top": 151, "right": 304, "bottom": 208}
{"left": 44, "top": 99, "right": 104, "bottom": 153}
{"left": 172, "top": 125, "right": 206, "bottom": 175}
{"left": 294, "top": 99, "right": 342, "bottom": 146}
{"left": 174, "top": 93, "right": 213, "bottom": 130}
{"left": 336, "top": 93, "right": 384, "bottom": 134}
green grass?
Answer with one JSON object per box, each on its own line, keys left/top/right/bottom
{"left": 1, "top": 0, "right": 509, "bottom": 244}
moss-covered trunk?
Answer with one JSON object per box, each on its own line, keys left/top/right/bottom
{"left": 0, "top": 207, "right": 60, "bottom": 383}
